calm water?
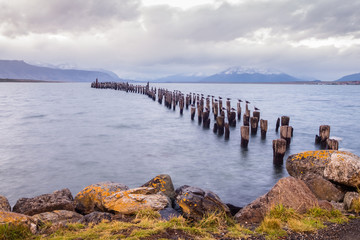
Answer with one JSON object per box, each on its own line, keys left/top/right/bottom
{"left": 0, "top": 83, "right": 359, "bottom": 207}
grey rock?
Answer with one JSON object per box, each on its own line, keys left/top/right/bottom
{"left": 344, "top": 192, "right": 360, "bottom": 211}
{"left": 78, "top": 211, "right": 114, "bottom": 225}
{"left": 13, "top": 188, "right": 74, "bottom": 216}
{"left": 0, "top": 195, "right": 11, "bottom": 212}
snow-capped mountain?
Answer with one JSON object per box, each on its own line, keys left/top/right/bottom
{"left": 152, "top": 72, "right": 208, "bottom": 83}
{"left": 201, "top": 66, "right": 303, "bottom": 83}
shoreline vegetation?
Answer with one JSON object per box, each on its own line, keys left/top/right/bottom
{"left": 1, "top": 78, "right": 360, "bottom": 85}
{"left": 1, "top": 150, "right": 360, "bottom": 239}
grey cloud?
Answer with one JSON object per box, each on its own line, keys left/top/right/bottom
{"left": 142, "top": 0, "right": 360, "bottom": 42}
{"left": 0, "top": 0, "right": 140, "bottom": 37}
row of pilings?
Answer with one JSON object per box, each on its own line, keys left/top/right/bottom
{"left": 91, "top": 79, "right": 338, "bottom": 165}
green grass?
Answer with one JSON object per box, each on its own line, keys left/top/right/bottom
{"left": 0, "top": 223, "right": 33, "bottom": 240}
{"left": 0, "top": 206, "right": 351, "bottom": 240}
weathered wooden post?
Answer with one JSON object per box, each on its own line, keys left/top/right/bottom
{"left": 191, "top": 105, "right": 196, "bottom": 120}
{"left": 211, "top": 96, "right": 215, "bottom": 113}
{"left": 315, "top": 125, "right": 330, "bottom": 147}
{"left": 216, "top": 116, "right": 224, "bottom": 135}
{"left": 179, "top": 96, "right": 184, "bottom": 115}
{"left": 237, "top": 102, "right": 241, "bottom": 120}
{"left": 229, "top": 111, "right": 236, "bottom": 127}
{"left": 326, "top": 138, "right": 338, "bottom": 150}
{"left": 206, "top": 98, "right": 210, "bottom": 111}
{"left": 213, "top": 123, "right": 218, "bottom": 133}
{"left": 260, "top": 119, "right": 268, "bottom": 139}
{"left": 224, "top": 123, "right": 230, "bottom": 140}
{"left": 203, "top": 110, "right": 210, "bottom": 128}
{"left": 185, "top": 95, "right": 190, "bottom": 109}
{"left": 250, "top": 117, "right": 259, "bottom": 134}
{"left": 280, "top": 126, "right": 293, "bottom": 147}
{"left": 243, "top": 114, "right": 250, "bottom": 126}
{"left": 275, "top": 117, "right": 280, "bottom": 132}
{"left": 214, "top": 101, "right": 219, "bottom": 120}
{"left": 240, "top": 126, "right": 249, "bottom": 148}
{"left": 272, "top": 139, "right": 287, "bottom": 165}
{"left": 197, "top": 105, "right": 203, "bottom": 124}
{"left": 226, "top": 99, "right": 231, "bottom": 112}
{"left": 281, "top": 116, "right": 290, "bottom": 126}
{"left": 253, "top": 111, "right": 260, "bottom": 123}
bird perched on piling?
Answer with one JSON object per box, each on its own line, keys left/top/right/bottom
{"left": 227, "top": 97, "right": 231, "bottom": 100}
{"left": 245, "top": 100, "right": 250, "bottom": 104}
{"left": 254, "top": 107, "right": 260, "bottom": 111}
{"left": 231, "top": 107, "right": 236, "bottom": 111}
{"left": 238, "top": 99, "right": 243, "bottom": 102}
{"left": 219, "top": 96, "right": 222, "bottom": 100}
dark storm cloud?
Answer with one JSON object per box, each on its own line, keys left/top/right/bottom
{"left": 142, "top": 0, "right": 360, "bottom": 42}
{"left": 0, "top": 0, "right": 141, "bottom": 36}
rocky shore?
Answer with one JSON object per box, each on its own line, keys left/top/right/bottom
{"left": 1, "top": 150, "right": 360, "bottom": 239}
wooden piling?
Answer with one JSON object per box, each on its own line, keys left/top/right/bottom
{"left": 237, "top": 102, "right": 241, "bottom": 120}
{"left": 226, "top": 100, "right": 231, "bottom": 112}
{"left": 214, "top": 102, "right": 219, "bottom": 120}
{"left": 243, "top": 114, "right": 250, "bottom": 126}
{"left": 315, "top": 125, "right": 330, "bottom": 145}
{"left": 213, "top": 123, "right": 218, "bottom": 133}
{"left": 253, "top": 111, "right": 260, "bottom": 123}
{"left": 260, "top": 119, "right": 268, "bottom": 139}
{"left": 179, "top": 96, "right": 184, "bottom": 115}
{"left": 191, "top": 106, "right": 196, "bottom": 120}
{"left": 275, "top": 117, "right": 280, "bottom": 132}
{"left": 272, "top": 139, "right": 287, "bottom": 165}
{"left": 216, "top": 116, "right": 224, "bottom": 135}
{"left": 240, "top": 126, "right": 249, "bottom": 148}
{"left": 229, "top": 111, "right": 236, "bottom": 127}
{"left": 197, "top": 105, "right": 203, "bottom": 124}
{"left": 250, "top": 117, "right": 259, "bottom": 134}
{"left": 203, "top": 110, "right": 210, "bottom": 128}
{"left": 280, "top": 126, "right": 293, "bottom": 147}
{"left": 225, "top": 123, "right": 230, "bottom": 140}
{"left": 281, "top": 116, "right": 290, "bottom": 126}
{"left": 326, "top": 138, "right": 339, "bottom": 150}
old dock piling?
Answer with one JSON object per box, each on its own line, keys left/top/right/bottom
{"left": 315, "top": 125, "right": 330, "bottom": 146}
{"left": 250, "top": 117, "right": 259, "bottom": 135}
{"left": 281, "top": 116, "right": 290, "bottom": 126}
{"left": 272, "top": 139, "right": 287, "bottom": 165}
{"left": 237, "top": 102, "right": 242, "bottom": 120}
{"left": 216, "top": 116, "right": 225, "bottom": 136}
{"left": 260, "top": 119, "right": 268, "bottom": 139}
{"left": 225, "top": 123, "right": 230, "bottom": 140}
{"left": 280, "top": 126, "right": 293, "bottom": 147}
{"left": 275, "top": 117, "right": 280, "bottom": 132}
{"left": 191, "top": 105, "right": 196, "bottom": 120}
{"left": 240, "top": 126, "right": 249, "bottom": 148}
{"left": 229, "top": 111, "right": 236, "bottom": 127}
{"left": 326, "top": 138, "right": 339, "bottom": 150}
{"left": 243, "top": 114, "right": 250, "bottom": 126}
{"left": 253, "top": 111, "right": 260, "bottom": 123}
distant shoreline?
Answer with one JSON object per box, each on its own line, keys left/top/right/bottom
{"left": 0, "top": 78, "right": 66, "bottom": 83}
{"left": 2, "top": 78, "right": 359, "bottom": 85}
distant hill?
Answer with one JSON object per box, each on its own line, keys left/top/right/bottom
{"left": 336, "top": 73, "right": 360, "bottom": 82}
{"left": 200, "top": 67, "right": 303, "bottom": 83}
{"left": 0, "top": 60, "right": 122, "bottom": 82}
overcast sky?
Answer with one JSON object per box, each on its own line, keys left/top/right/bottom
{"left": 0, "top": 0, "right": 359, "bottom": 80}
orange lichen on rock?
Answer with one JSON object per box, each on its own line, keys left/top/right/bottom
{"left": 103, "top": 187, "right": 170, "bottom": 215}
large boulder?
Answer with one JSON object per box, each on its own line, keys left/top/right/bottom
{"left": 302, "top": 174, "right": 344, "bottom": 202}
{"left": 103, "top": 187, "right": 170, "bottom": 214}
{"left": 343, "top": 192, "right": 360, "bottom": 211}
{"left": 175, "top": 185, "right": 230, "bottom": 221}
{"left": 0, "top": 211, "right": 38, "bottom": 234}
{"left": 74, "top": 182, "right": 129, "bottom": 215}
{"left": 287, "top": 150, "right": 360, "bottom": 188}
{"left": 0, "top": 195, "right": 11, "bottom": 212}
{"left": 13, "top": 188, "right": 75, "bottom": 216}
{"left": 32, "top": 210, "right": 82, "bottom": 225}
{"left": 141, "top": 174, "right": 175, "bottom": 199}
{"left": 235, "top": 177, "right": 318, "bottom": 224}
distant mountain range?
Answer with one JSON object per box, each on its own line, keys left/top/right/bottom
{"left": 0, "top": 60, "right": 122, "bottom": 82}
{"left": 0, "top": 60, "right": 358, "bottom": 83}
{"left": 336, "top": 73, "right": 360, "bottom": 82}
